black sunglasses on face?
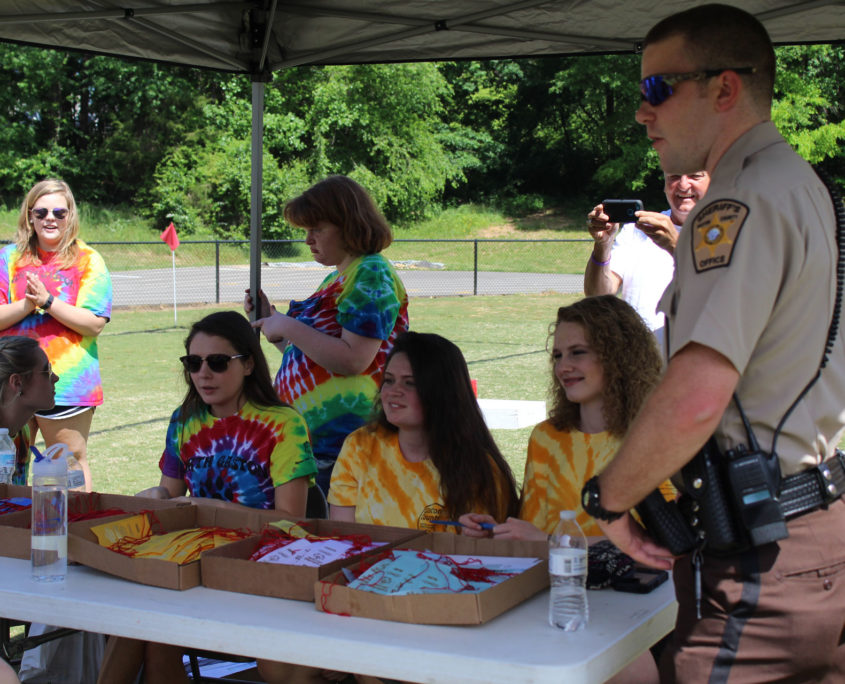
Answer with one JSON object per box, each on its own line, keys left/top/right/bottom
{"left": 31, "top": 208, "right": 69, "bottom": 220}
{"left": 180, "top": 353, "right": 249, "bottom": 373}
{"left": 639, "top": 67, "right": 756, "bottom": 106}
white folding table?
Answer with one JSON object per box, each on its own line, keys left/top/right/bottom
{"left": 0, "top": 556, "right": 677, "bottom": 683}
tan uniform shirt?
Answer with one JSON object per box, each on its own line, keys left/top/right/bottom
{"left": 660, "top": 121, "right": 844, "bottom": 476}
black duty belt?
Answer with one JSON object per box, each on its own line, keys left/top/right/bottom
{"left": 779, "top": 450, "right": 845, "bottom": 519}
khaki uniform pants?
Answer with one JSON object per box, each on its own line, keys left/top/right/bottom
{"left": 661, "top": 498, "right": 845, "bottom": 683}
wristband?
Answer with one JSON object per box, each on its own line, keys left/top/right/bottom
{"left": 42, "top": 294, "right": 54, "bottom": 311}
{"left": 590, "top": 253, "right": 611, "bottom": 267}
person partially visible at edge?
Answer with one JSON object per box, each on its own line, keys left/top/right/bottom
{"left": 105, "top": 311, "right": 318, "bottom": 684}
{"left": 584, "top": 171, "right": 709, "bottom": 349}
{"left": 460, "top": 297, "right": 664, "bottom": 684}
{"left": 245, "top": 175, "right": 409, "bottom": 496}
{"left": 0, "top": 338, "right": 57, "bottom": 684}
{"left": 587, "top": 5, "right": 845, "bottom": 682}
{"left": 329, "top": 331, "right": 519, "bottom": 529}
{"left": 0, "top": 179, "right": 112, "bottom": 492}
{"left": 0, "top": 337, "right": 58, "bottom": 486}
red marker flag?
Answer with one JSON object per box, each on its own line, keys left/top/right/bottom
{"left": 160, "top": 222, "right": 180, "bottom": 251}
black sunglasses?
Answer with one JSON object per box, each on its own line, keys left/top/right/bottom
{"left": 180, "top": 353, "right": 249, "bottom": 373}
{"left": 640, "top": 67, "right": 756, "bottom": 106}
{"left": 31, "top": 208, "right": 69, "bottom": 220}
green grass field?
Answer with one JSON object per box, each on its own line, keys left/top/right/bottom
{"left": 79, "top": 293, "right": 581, "bottom": 498}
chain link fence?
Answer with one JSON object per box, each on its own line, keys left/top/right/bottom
{"left": 86, "top": 238, "right": 593, "bottom": 308}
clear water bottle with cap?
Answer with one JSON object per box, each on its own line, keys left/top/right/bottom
{"left": 0, "top": 428, "right": 15, "bottom": 484}
{"left": 31, "top": 445, "right": 68, "bottom": 582}
{"left": 548, "top": 510, "right": 589, "bottom": 631}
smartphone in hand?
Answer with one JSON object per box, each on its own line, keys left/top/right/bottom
{"left": 602, "top": 199, "right": 644, "bottom": 224}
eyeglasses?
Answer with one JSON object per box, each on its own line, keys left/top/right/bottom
{"left": 23, "top": 365, "right": 54, "bottom": 377}
{"left": 640, "top": 67, "right": 756, "bottom": 106}
{"left": 180, "top": 354, "right": 249, "bottom": 373}
{"left": 31, "top": 208, "right": 69, "bottom": 220}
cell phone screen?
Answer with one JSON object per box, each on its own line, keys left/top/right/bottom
{"left": 602, "top": 199, "right": 644, "bottom": 224}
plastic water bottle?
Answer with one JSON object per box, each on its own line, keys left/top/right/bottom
{"left": 0, "top": 428, "right": 15, "bottom": 484}
{"left": 31, "top": 446, "right": 68, "bottom": 583}
{"left": 548, "top": 510, "right": 588, "bottom": 631}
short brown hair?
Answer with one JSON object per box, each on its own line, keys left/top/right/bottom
{"left": 644, "top": 4, "right": 775, "bottom": 109}
{"left": 548, "top": 296, "right": 663, "bottom": 437}
{"left": 284, "top": 175, "right": 393, "bottom": 255}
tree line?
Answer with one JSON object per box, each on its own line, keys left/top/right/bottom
{"left": 0, "top": 44, "right": 842, "bottom": 239}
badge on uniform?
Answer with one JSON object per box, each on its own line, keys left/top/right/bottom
{"left": 690, "top": 199, "right": 749, "bottom": 273}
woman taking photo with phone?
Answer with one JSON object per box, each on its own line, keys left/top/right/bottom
{"left": 0, "top": 179, "right": 112, "bottom": 492}
{"left": 246, "top": 175, "right": 409, "bottom": 496}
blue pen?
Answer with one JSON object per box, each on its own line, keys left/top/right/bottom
{"left": 432, "top": 520, "right": 496, "bottom": 531}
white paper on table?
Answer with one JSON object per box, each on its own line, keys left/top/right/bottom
{"left": 256, "top": 538, "right": 385, "bottom": 567}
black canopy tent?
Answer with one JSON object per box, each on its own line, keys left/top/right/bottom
{"left": 0, "top": 0, "right": 843, "bottom": 302}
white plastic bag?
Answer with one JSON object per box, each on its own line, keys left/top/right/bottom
{"left": 18, "top": 626, "right": 104, "bottom": 684}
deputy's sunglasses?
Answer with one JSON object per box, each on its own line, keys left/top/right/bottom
{"left": 31, "top": 208, "right": 69, "bottom": 220}
{"left": 640, "top": 67, "right": 756, "bottom": 106}
{"left": 180, "top": 353, "right": 249, "bottom": 373}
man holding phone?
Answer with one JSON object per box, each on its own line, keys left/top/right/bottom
{"left": 584, "top": 171, "right": 709, "bottom": 347}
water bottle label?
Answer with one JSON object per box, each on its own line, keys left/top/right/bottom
{"left": 0, "top": 453, "right": 14, "bottom": 484}
{"left": 67, "top": 470, "right": 85, "bottom": 489}
{"left": 549, "top": 548, "right": 587, "bottom": 576}
{"left": 31, "top": 534, "right": 67, "bottom": 557}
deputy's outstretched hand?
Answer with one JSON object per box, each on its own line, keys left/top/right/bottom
{"left": 597, "top": 512, "right": 674, "bottom": 570}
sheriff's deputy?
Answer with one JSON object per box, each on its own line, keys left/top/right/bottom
{"left": 581, "top": 4, "right": 845, "bottom": 682}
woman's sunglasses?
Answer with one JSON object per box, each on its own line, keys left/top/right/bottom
{"left": 180, "top": 353, "right": 249, "bottom": 373}
{"left": 639, "top": 67, "right": 756, "bottom": 106}
{"left": 31, "top": 208, "right": 69, "bottom": 220}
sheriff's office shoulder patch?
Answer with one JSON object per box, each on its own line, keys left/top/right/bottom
{"left": 690, "top": 199, "right": 749, "bottom": 273}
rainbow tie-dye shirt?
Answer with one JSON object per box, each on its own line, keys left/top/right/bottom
{"left": 274, "top": 253, "right": 409, "bottom": 469}
{"left": 158, "top": 401, "right": 317, "bottom": 510}
{"left": 0, "top": 242, "right": 112, "bottom": 406}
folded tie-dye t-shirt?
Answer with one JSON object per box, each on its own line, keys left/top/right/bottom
{"left": 159, "top": 401, "right": 317, "bottom": 510}
{"left": 0, "top": 242, "right": 112, "bottom": 406}
{"left": 274, "top": 253, "right": 409, "bottom": 469}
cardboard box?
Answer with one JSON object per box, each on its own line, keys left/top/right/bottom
{"left": 68, "top": 504, "right": 285, "bottom": 590}
{"left": 315, "top": 533, "right": 550, "bottom": 625}
{"left": 0, "top": 484, "right": 32, "bottom": 559}
{"left": 0, "top": 487, "right": 185, "bottom": 561}
{"left": 202, "top": 519, "right": 422, "bottom": 601}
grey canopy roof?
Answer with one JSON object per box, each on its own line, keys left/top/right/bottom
{"left": 1, "top": 1, "right": 843, "bottom": 76}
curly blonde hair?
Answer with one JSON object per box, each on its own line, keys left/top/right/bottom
{"left": 547, "top": 295, "right": 663, "bottom": 437}
{"left": 15, "top": 179, "right": 80, "bottom": 268}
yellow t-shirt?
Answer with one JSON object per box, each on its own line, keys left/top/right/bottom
{"left": 519, "top": 420, "right": 621, "bottom": 537}
{"left": 328, "top": 425, "right": 449, "bottom": 531}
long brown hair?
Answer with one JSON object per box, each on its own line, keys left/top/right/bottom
{"left": 371, "top": 332, "right": 519, "bottom": 520}
{"left": 547, "top": 296, "right": 663, "bottom": 437}
{"left": 16, "top": 179, "right": 81, "bottom": 268}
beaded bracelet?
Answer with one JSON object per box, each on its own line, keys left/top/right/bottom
{"left": 590, "top": 253, "right": 611, "bottom": 267}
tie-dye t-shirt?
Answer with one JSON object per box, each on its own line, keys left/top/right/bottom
{"left": 158, "top": 401, "right": 317, "bottom": 510}
{"left": 328, "top": 425, "right": 448, "bottom": 530}
{"left": 329, "top": 424, "right": 513, "bottom": 531}
{"left": 0, "top": 242, "right": 112, "bottom": 406}
{"left": 274, "top": 253, "right": 409, "bottom": 469}
{"left": 519, "top": 421, "right": 621, "bottom": 537}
